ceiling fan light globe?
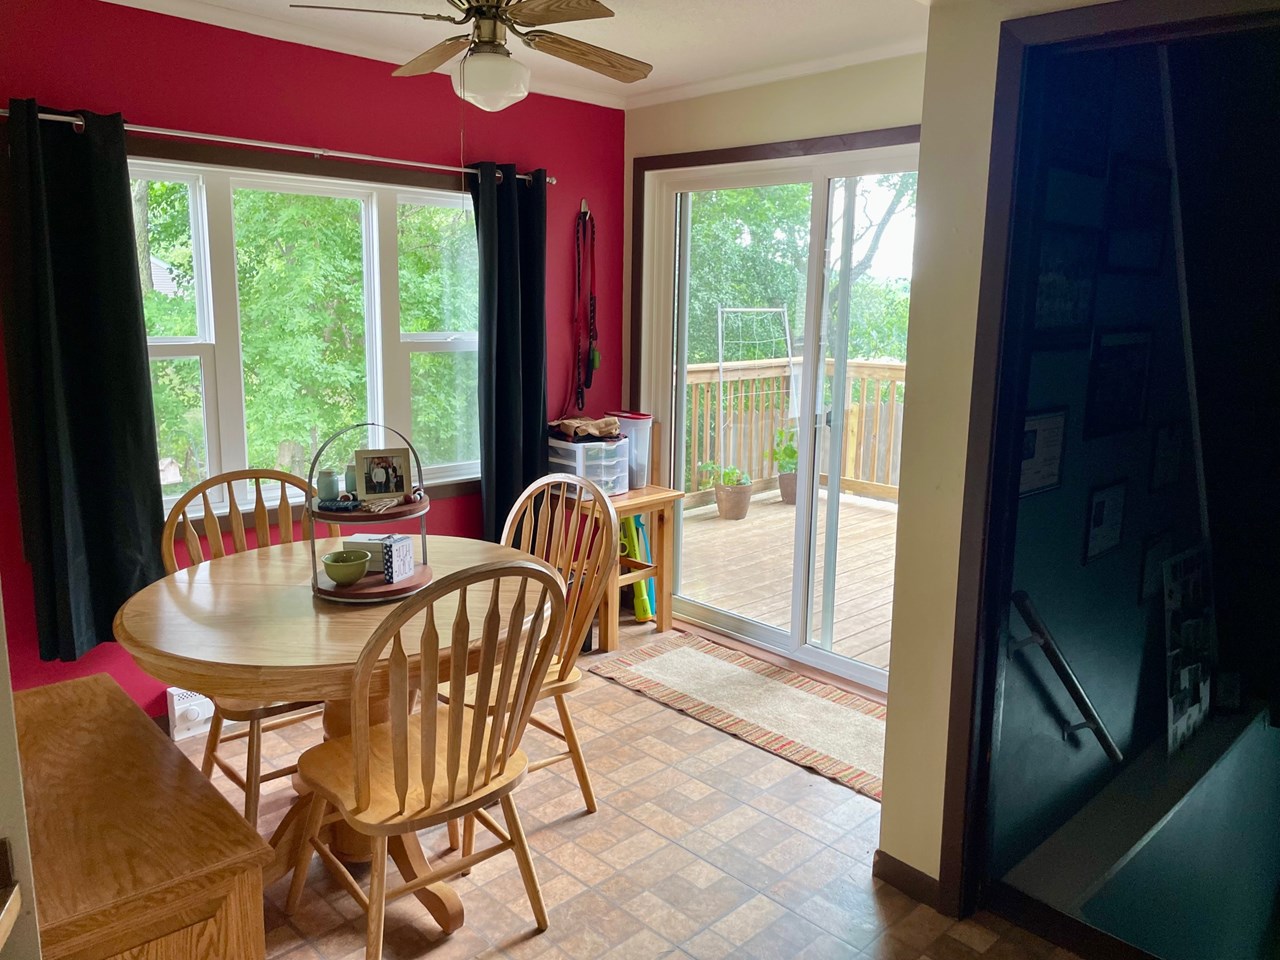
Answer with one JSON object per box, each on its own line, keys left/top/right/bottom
{"left": 452, "top": 50, "right": 531, "bottom": 112}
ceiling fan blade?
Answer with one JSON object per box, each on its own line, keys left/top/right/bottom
{"left": 521, "top": 30, "right": 651, "bottom": 83}
{"left": 393, "top": 35, "right": 471, "bottom": 76}
{"left": 504, "top": 0, "right": 613, "bottom": 28}
{"left": 290, "top": 4, "right": 457, "bottom": 20}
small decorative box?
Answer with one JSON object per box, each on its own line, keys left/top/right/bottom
{"left": 342, "top": 533, "right": 415, "bottom": 583}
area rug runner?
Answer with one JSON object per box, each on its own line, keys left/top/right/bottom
{"left": 590, "top": 632, "right": 886, "bottom": 799}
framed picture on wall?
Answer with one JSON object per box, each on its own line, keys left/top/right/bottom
{"left": 1084, "top": 329, "right": 1151, "bottom": 438}
{"left": 1034, "top": 225, "right": 1100, "bottom": 341}
{"left": 1083, "top": 480, "right": 1126, "bottom": 563}
{"left": 1104, "top": 157, "right": 1172, "bottom": 274}
{"left": 1020, "top": 408, "right": 1068, "bottom": 496}
{"left": 1149, "top": 421, "right": 1185, "bottom": 491}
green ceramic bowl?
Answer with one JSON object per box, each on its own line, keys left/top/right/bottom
{"left": 322, "top": 550, "right": 371, "bottom": 587}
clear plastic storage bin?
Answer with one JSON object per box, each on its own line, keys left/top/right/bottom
{"left": 547, "top": 437, "right": 629, "bottom": 496}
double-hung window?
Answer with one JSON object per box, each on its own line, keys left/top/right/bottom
{"left": 128, "top": 159, "right": 480, "bottom": 508}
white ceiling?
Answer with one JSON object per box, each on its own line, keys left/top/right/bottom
{"left": 104, "top": 0, "right": 930, "bottom": 108}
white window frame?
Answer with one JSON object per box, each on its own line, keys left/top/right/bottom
{"left": 129, "top": 158, "right": 481, "bottom": 512}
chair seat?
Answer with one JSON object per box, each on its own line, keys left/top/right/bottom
{"left": 213, "top": 697, "right": 322, "bottom": 723}
{"left": 297, "top": 705, "right": 528, "bottom": 836}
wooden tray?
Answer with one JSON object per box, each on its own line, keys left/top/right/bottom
{"left": 310, "top": 499, "right": 430, "bottom": 524}
{"left": 314, "top": 563, "right": 434, "bottom": 604}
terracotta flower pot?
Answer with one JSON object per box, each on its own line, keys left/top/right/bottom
{"left": 715, "top": 483, "right": 752, "bottom": 520}
{"left": 778, "top": 472, "right": 797, "bottom": 505}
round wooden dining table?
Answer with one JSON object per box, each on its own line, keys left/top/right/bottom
{"left": 113, "top": 534, "right": 537, "bottom": 935}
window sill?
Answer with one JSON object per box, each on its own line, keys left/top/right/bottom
{"left": 172, "top": 475, "right": 481, "bottom": 537}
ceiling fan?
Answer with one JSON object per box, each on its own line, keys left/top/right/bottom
{"left": 290, "top": 0, "right": 653, "bottom": 111}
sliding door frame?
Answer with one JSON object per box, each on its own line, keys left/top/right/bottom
{"left": 630, "top": 130, "right": 920, "bottom": 688}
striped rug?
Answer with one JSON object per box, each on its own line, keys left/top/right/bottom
{"left": 590, "top": 632, "right": 886, "bottom": 800}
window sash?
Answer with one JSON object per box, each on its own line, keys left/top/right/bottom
{"left": 131, "top": 158, "right": 481, "bottom": 511}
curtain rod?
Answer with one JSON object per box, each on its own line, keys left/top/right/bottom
{"left": 0, "top": 108, "right": 556, "bottom": 184}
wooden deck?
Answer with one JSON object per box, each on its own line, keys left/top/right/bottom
{"left": 677, "top": 490, "right": 897, "bottom": 668}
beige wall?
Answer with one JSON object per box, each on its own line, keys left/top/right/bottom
{"left": 622, "top": 53, "right": 928, "bottom": 401}
{"left": 625, "top": 54, "right": 928, "bottom": 161}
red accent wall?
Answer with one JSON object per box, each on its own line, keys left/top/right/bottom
{"left": 0, "top": 0, "right": 624, "bottom": 715}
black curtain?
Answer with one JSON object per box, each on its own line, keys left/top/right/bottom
{"left": 2, "top": 100, "right": 164, "bottom": 661}
{"left": 469, "top": 162, "right": 548, "bottom": 542}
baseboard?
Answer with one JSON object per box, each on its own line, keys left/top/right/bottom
{"left": 872, "top": 849, "right": 943, "bottom": 913}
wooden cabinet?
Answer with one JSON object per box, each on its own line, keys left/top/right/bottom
{"left": 16, "top": 675, "right": 272, "bottom": 960}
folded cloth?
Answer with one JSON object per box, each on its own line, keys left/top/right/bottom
{"left": 549, "top": 416, "right": 621, "bottom": 439}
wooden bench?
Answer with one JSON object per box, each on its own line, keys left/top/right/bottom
{"left": 16, "top": 675, "right": 272, "bottom": 960}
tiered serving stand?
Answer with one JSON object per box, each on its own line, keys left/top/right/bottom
{"left": 305, "top": 422, "right": 433, "bottom": 603}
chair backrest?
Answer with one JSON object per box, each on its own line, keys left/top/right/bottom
{"left": 350, "top": 559, "right": 566, "bottom": 815}
{"left": 161, "top": 469, "right": 342, "bottom": 574}
{"left": 501, "top": 473, "right": 620, "bottom": 681}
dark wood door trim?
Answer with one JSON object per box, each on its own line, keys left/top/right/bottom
{"left": 626, "top": 125, "right": 922, "bottom": 407}
{"left": 941, "top": 0, "right": 1280, "bottom": 928}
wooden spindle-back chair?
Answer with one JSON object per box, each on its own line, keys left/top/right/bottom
{"left": 451, "top": 472, "right": 619, "bottom": 857}
{"left": 161, "top": 469, "right": 341, "bottom": 827}
{"left": 286, "top": 559, "right": 567, "bottom": 958}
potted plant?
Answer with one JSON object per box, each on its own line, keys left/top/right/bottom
{"left": 700, "top": 462, "right": 753, "bottom": 520}
{"left": 772, "top": 428, "right": 799, "bottom": 504}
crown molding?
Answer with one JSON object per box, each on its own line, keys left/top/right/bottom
{"left": 622, "top": 38, "right": 929, "bottom": 110}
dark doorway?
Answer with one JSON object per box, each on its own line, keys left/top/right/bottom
{"left": 960, "top": 12, "right": 1280, "bottom": 960}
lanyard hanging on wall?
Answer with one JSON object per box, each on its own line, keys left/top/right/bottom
{"left": 572, "top": 200, "right": 598, "bottom": 412}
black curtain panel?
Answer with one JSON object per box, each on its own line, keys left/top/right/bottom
{"left": 469, "top": 162, "right": 548, "bottom": 541}
{"left": 1, "top": 100, "right": 164, "bottom": 661}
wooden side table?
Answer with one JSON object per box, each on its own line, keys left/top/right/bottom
{"left": 597, "top": 484, "right": 684, "bottom": 651}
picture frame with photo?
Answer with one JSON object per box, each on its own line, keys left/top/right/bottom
{"left": 354, "top": 447, "right": 412, "bottom": 501}
{"left": 1020, "top": 408, "right": 1068, "bottom": 496}
{"left": 1034, "top": 225, "right": 1100, "bottom": 341}
{"left": 1083, "top": 480, "right": 1126, "bottom": 563}
{"left": 1084, "top": 329, "right": 1151, "bottom": 438}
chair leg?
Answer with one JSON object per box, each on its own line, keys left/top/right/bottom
{"left": 201, "top": 709, "right": 224, "bottom": 778}
{"left": 446, "top": 818, "right": 460, "bottom": 850}
{"left": 555, "top": 695, "right": 597, "bottom": 814}
{"left": 244, "top": 719, "right": 263, "bottom": 828}
{"left": 367, "top": 835, "right": 389, "bottom": 960}
{"left": 460, "top": 814, "right": 476, "bottom": 876}
{"left": 286, "top": 794, "right": 327, "bottom": 915}
{"left": 501, "top": 794, "right": 547, "bottom": 931}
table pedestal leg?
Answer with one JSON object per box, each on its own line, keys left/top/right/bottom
{"left": 389, "top": 833, "right": 464, "bottom": 934}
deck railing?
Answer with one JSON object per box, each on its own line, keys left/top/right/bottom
{"left": 684, "top": 357, "right": 906, "bottom": 502}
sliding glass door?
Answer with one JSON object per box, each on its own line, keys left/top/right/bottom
{"left": 646, "top": 147, "right": 917, "bottom": 691}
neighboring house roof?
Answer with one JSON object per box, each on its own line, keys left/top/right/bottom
{"left": 150, "top": 255, "right": 180, "bottom": 297}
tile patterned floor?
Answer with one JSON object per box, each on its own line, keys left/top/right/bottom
{"left": 180, "top": 623, "right": 1081, "bottom": 960}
